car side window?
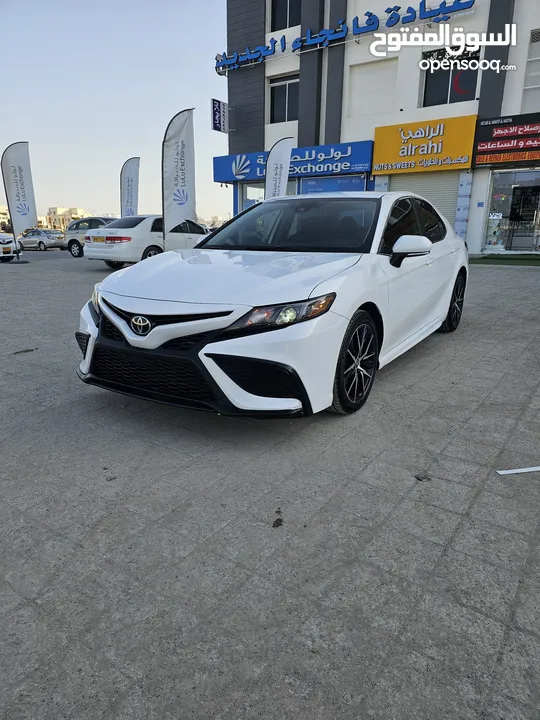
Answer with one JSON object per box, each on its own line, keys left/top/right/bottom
{"left": 171, "top": 221, "right": 189, "bottom": 233}
{"left": 379, "top": 198, "right": 421, "bottom": 255}
{"left": 78, "top": 221, "right": 90, "bottom": 232}
{"left": 413, "top": 199, "right": 446, "bottom": 243}
{"left": 151, "top": 218, "right": 163, "bottom": 233}
{"left": 89, "top": 219, "right": 104, "bottom": 229}
{"left": 69, "top": 222, "right": 79, "bottom": 232}
{"left": 186, "top": 220, "right": 205, "bottom": 235}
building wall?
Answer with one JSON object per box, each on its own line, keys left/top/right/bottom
{"left": 467, "top": 0, "right": 540, "bottom": 253}
{"left": 227, "top": 0, "right": 266, "bottom": 155}
{"left": 340, "top": 0, "right": 490, "bottom": 142}
{"left": 502, "top": 0, "right": 540, "bottom": 115}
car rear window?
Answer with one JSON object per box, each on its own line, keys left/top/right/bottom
{"left": 104, "top": 216, "right": 147, "bottom": 229}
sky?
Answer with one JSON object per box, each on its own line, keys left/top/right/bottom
{"left": 1, "top": 0, "right": 232, "bottom": 219}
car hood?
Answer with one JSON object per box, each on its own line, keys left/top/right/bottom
{"left": 101, "top": 248, "right": 362, "bottom": 306}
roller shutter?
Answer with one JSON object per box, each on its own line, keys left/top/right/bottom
{"left": 389, "top": 171, "right": 461, "bottom": 226}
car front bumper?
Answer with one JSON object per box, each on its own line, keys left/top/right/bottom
{"left": 76, "top": 297, "right": 348, "bottom": 417}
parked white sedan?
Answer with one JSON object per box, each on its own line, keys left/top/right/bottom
{"left": 84, "top": 215, "right": 207, "bottom": 269}
{"left": 0, "top": 233, "right": 20, "bottom": 262}
{"left": 76, "top": 192, "right": 468, "bottom": 418}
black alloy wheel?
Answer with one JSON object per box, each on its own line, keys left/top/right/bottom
{"left": 439, "top": 272, "right": 466, "bottom": 333}
{"left": 329, "top": 309, "right": 379, "bottom": 415}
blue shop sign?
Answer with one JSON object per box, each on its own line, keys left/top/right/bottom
{"left": 216, "top": 0, "right": 475, "bottom": 71}
{"left": 214, "top": 141, "right": 373, "bottom": 183}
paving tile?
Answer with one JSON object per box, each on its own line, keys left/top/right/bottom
{"left": 0, "top": 605, "right": 68, "bottom": 695}
{"left": 487, "top": 630, "right": 540, "bottom": 717}
{"left": 216, "top": 662, "right": 359, "bottom": 720}
{"left": 356, "top": 459, "right": 419, "bottom": 494}
{"left": 385, "top": 499, "right": 463, "bottom": 546}
{"left": 1, "top": 640, "right": 131, "bottom": 720}
{"left": 399, "top": 593, "right": 505, "bottom": 683}
{"left": 429, "top": 548, "right": 521, "bottom": 623}
{"left": 515, "top": 579, "right": 540, "bottom": 636}
{"left": 469, "top": 491, "right": 539, "bottom": 536}
{"left": 256, "top": 515, "right": 374, "bottom": 599}
{"left": 408, "top": 475, "right": 476, "bottom": 514}
{"left": 363, "top": 646, "right": 489, "bottom": 720}
{"left": 451, "top": 519, "right": 531, "bottom": 571}
{"left": 427, "top": 455, "right": 490, "bottom": 488}
{"left": 440, "top": 439, "right": 503, "bottom": 466}
{"left": 360, "top": 528, "right": 444, "bottom": 581}
{"left": 318, "top": 561, "right": 424, "bottom": 633}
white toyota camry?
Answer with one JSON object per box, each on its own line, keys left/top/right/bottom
{"left": 76, "top": 192, "right": 468, "bottom": 418}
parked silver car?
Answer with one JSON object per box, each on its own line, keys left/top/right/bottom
{"left": 19, "top": 229, "right": 65, "bottom": 251}
{"left": 64, "top": 217, "right": 116, "bottom": 257}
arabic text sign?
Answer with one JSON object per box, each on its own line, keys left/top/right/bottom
{"left": 213, "top": 141, "right": 373, "bottom": 184}
{"left": 216, "top": 0, "right": 476, "bottom": 71}
{"left": 372, "top": 115, "right": 477, "bottom": 175}
{"left": 371, "top": 23, "right": 516, "bottom": 58}
{"left": 211, "top": 99, "right": 228, "bottom": 133}
{"left": 473, "top": 113, "right": 540, "bottom": 168}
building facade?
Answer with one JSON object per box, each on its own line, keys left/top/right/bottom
{"left": 46, "top": 207, "right": 92, "bottom": 231}
{"left": 214, "top": 0, "right": 540, "bottom": 253}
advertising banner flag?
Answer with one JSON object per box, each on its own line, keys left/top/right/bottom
{"left": 120, "top": 157, "right": 140, "bottom": 217}
{"left": 264, "top": 137, "right": 294, "bottom": 199}
{"left": 162, "top": 109, "right": 196, "bottom": 241}
{"left": 1, "top": 142, "right": 38, "bottom": 243}
{"left": 211, "top": 99, "right": 229, "bottom": 133}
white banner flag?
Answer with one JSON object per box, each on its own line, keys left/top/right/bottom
{"left": 265, "top": 137, "right": 294, "bottom": 200}
{"left": 1, "top": 142, "right": 38, "bottom": 239}
{"left": 120, "top": 157, "right": 140, "bottom": 217}
{"left": 162, "top": 109, "right": 196, "bottom": 241}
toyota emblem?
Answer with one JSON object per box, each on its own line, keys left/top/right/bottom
{"left": 130, "top": 316, "right": 152, "bottom": 336}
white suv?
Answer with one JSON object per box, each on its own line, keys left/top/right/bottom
{"left": 84, "top": 215, "right": 207, "bottom": 269}
{"left": 64, "top": 217, "right": 115, "bottom": 258}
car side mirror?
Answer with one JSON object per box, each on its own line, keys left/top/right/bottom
{"left": 390, "top": 235, "right": 432, "bottom": 268}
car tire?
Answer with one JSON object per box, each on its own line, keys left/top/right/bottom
{"left": 38, "top": 241, "right": 47, "bottom": 251}
{"left": 439, "top": 271, "right": 466, "bottom": 334}
{"left": 69, "top": 240, "right": 83, "bottom": 258}
{"left": 141, "top": 246, "right": 163, "bottom": 260}
{"left": 104, "top": 261, "right": 125, "bottom": 270}
{"left": 328, "top": 309, "right": 379, "bottom": 415}
{"left": 0, "top": 257, "right": 14, "bottom": 263}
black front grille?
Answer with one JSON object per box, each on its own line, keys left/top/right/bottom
{"left": 102, "top": 299, "right": 232, "bottom": 327}
{"left": 101, "top": 316, "right": 124, "bottom": 343}
{"left": 160, "top": 333, "right": 210, "bottom": 351}
{"left": 209, "top": 355, "right": 302, "bottom": 399}
{"left": 75, "top": 332, "right": 90, "bottom": 358}
{"left": 90, "top": 345, "right": 214, "bottom": 403}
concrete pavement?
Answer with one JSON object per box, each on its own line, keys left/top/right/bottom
{"left": 1, "top": 251, "right": 540, "bottom": 719}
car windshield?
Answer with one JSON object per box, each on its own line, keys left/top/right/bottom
{"left": 199, "top": 198, "right": 380, "bottom": 253}
{"left": 104, "top": 216, "right": 147, "bottom": 229}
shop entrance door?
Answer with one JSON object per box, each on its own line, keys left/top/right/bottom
{"left": 508, "top": 186, "right": 540, "bottom": 250}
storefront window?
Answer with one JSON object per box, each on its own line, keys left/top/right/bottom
{"left": 484, "top": 170, "right": 540, "bottom": 252}
{"left": 240, "top": 181, "right": 296, "bottom": 211}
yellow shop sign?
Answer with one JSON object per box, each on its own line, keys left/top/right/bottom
{"left": 373, "top": 115, "right": 477, "bottom": 175}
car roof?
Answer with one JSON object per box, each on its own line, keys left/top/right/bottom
{"left": 263, "top": 191, "right": 426, "bottom": 202}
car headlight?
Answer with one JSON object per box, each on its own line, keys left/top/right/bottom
{"left": 91, "top": 283, "right": 102, "bottom": 315}
{"left": 222, "top": 293, "right": 336, "bottom": 338}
